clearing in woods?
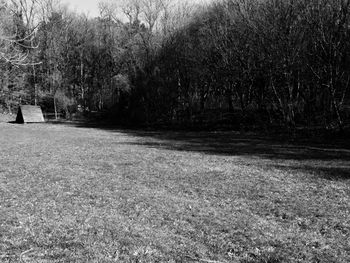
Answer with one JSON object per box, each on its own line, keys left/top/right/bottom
{"left": 0, "top": 122, "right": 349, "bottom": 262}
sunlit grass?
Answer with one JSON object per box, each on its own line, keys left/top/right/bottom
{"left": 0, "top": 122, "right": 349, "bottom": 262}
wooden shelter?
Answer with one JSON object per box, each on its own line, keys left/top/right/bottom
{"left": 16, "top": 105, "right": 45, "bottom": 123}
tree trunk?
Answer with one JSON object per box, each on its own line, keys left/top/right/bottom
{"left": 33, "top": 65, "right": 37, "bottom": 106}
{"left": 54, "top": 97, "right": 58, "bottom": 119}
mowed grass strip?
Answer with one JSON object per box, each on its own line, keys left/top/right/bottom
{"left": 0, "top": 123, "right": 349, "bottom": 263}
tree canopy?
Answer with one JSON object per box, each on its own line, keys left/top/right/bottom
{"left": 0, "top": 0, "right": 349, "bottom": 133}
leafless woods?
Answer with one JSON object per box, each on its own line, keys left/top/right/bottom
{"left": 0, "top": 0, "right": 349, "bottom": 132}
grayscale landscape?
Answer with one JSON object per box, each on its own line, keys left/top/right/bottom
{"left": 1, "top": 0, "right": 350, "bottom": 262}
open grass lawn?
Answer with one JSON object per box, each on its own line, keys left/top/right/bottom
{"left": 0, "top": 122, "right": 349, "bottom": 263}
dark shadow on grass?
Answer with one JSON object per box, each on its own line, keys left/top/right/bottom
{"left": 122, "top": 138, "right": 350, "bottom": 160}
{"left": 53, "top": 121, "right": 350, "bottom": 158}
{"left": 273, "top": 165, "right": 350, "bottom": 180}
{"left": 114, "top": 128, "right": 350, "bottom": 161}
{"left": 48, "top": 121, "right": 350, "bottom": 180}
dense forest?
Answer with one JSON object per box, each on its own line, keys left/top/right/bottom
{"left": 1, "top": 0, "right": 350, "bottom": 132}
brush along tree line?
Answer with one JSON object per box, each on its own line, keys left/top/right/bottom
{"left": 0, "top": 0, "right": 349, "bottom": 131}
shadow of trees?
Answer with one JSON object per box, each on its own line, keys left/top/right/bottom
{"left": 273, "top": 165, "right": 350, "bottom": 181}
{"left": 125, "top": 129, "right": 350, "bottom": 181}
{"left": 120, "top": 129, "right": 350, "bottom": 160}
{"left": 51, "top": 121, "right": 350, "bottom": 181}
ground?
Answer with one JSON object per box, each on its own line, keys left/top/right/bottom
{"left": 0, "top": 120, "right": 349, "bottom": 263}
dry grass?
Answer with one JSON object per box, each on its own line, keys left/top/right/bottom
{"left": 0, "top": 113, "right": 15, "bottom": 123}
{"left": 0, "top": 122, "right": 349, "bottom": 262}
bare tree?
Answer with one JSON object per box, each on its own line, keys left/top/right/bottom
{"left": 0, "top": 0, "right": 41, "bottom": 66}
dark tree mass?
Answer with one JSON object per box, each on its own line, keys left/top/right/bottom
{"left": 1, "top": 0, "right": 350, "bottom": 133}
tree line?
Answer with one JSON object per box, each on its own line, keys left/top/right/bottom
{"left": 1, "top": 0, "right": 350, "bottom": 132}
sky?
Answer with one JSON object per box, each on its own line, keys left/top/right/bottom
{"left": 61, "top": 0, "right": 100, "bottom": 17}
{"left": 60, "top": 0, "right": 212, "bottom": 18}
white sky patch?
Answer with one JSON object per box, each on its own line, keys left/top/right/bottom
{"left": 60, "top": 0, "right": 213, "bottom": 18}
{"left": 61, "top": 0, "right": 100, "bottom": 17}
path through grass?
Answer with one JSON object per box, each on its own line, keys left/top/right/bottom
{"left": 0, "top": 123, "right": 349, "bottom": 262}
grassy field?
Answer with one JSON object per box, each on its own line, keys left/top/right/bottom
{"left": 0, "top": 121, "right": 349, "bottom": 263}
